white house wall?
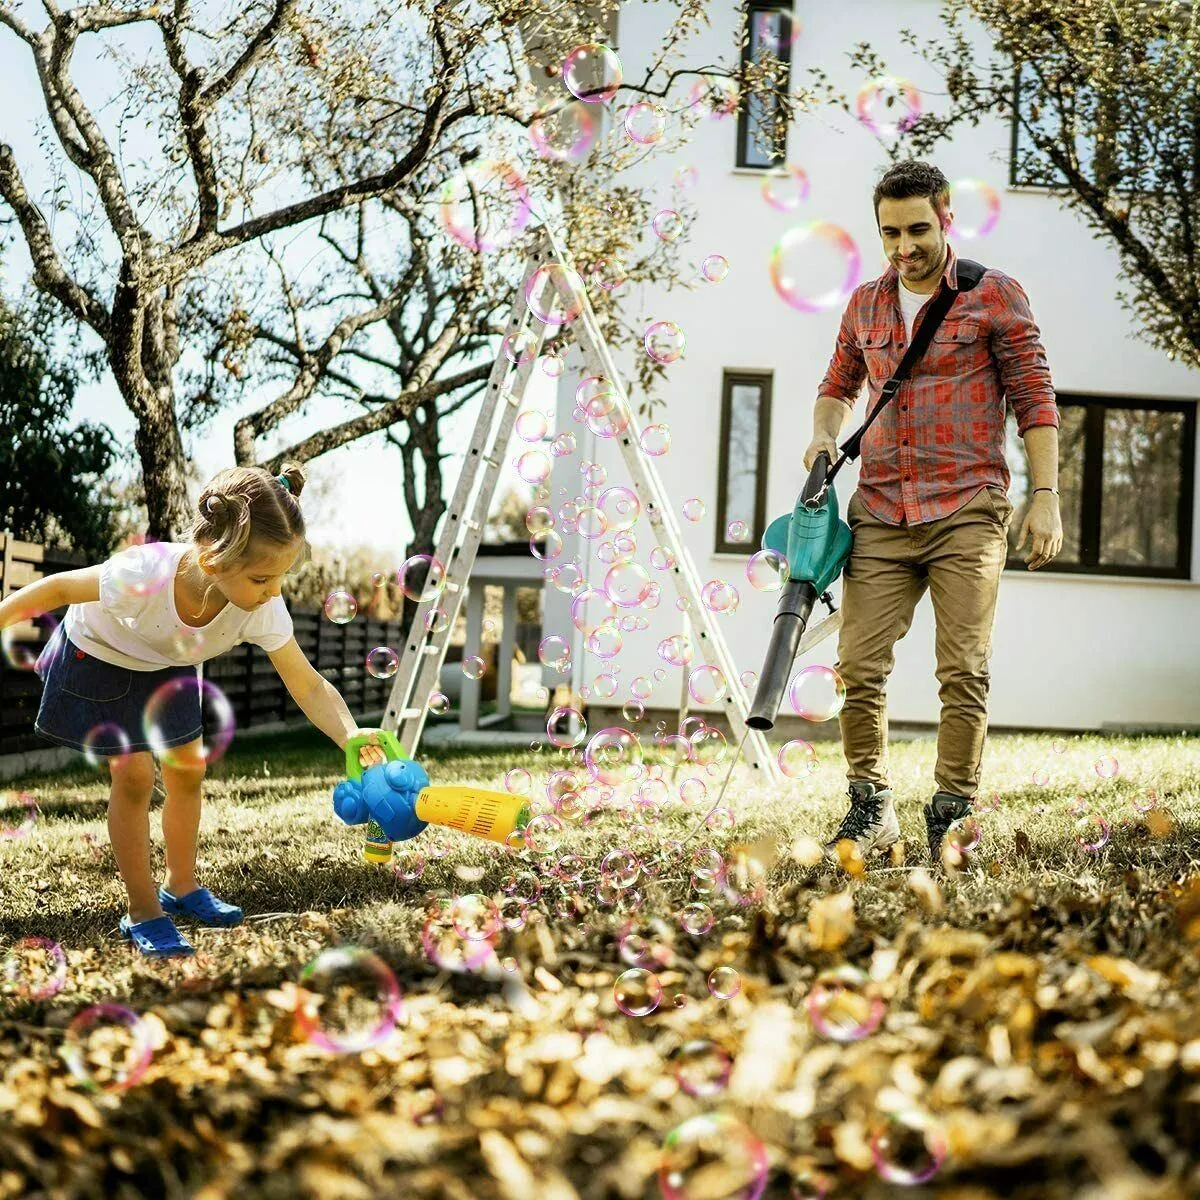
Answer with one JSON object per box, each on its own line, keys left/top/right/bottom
{"left": 546, "top": 0, "right": 1200, "bottom": 733}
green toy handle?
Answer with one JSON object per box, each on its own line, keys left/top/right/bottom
{"left": 344, "top": 728, "right": 408, "bottom": 782}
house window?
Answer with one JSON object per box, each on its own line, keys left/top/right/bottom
{"left": 716, "top": 372, "right": 773, "bottom": 554}
{"left": 1009, "top": 19, "right": 1196, "bottom": 194}
{"left": 1001, "top": 396, "right": 1195, "bottom": 578}
{"left": 736, "top": 4, "right": 794, "bottom": 169}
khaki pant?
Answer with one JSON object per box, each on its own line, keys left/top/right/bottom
{"left": 835, "top": 485, "right": 1014, "bottom": 799}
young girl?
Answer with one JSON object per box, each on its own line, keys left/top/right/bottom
{"left": 0, "top": 462, "right": 386, "bottom": 959}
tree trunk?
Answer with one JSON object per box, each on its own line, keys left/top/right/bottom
{"left": 134, "top": 396, "right": 196, "bottom": 543}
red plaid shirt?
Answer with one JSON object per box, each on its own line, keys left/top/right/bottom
{"left": 817, "top": 243, "right": 1059, "bottom": 526}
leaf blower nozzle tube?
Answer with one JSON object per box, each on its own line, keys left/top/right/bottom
{"left": 746, "top": 578, "right": 818, "bottom": 731}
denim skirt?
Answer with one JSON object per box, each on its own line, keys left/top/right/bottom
{"left": 34, "top": 621, "right": 203, "bottom": 757}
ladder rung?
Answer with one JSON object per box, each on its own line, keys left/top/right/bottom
{"left": 421, "top": 644, "right": 441, "bottom": 655}
{"left": 396, "top": 708, "right": 423, "bottom": 720}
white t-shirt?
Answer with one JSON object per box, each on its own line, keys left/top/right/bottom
{"left": 898, "top": 275, "right": 934, "bottom": 343}
{"left": 63, "top": 541, "right": 294, "bottom": 671}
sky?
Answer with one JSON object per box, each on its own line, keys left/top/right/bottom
{"left": 0, "top": 7, "right": 555, "bottom": 565}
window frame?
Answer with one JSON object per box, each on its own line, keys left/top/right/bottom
{"left": 1002, "top": 393, "right": 1196, "bottom": 579}
{"left": 715, "top": 370, "right": 774, "bottom": 555}
{"left": 735, "top": 2, "right": 794, "bottom": 170}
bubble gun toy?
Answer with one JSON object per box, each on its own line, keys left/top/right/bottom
{"left": 333, "top": 729, "right": 532, "bottom": 863}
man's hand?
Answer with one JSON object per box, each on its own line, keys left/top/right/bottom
{"left": 803, "top": 435, "right": 840, "bottom": 472}
{"left": 355, "top": 730, "right": 387, "bottom": 769}
{"left": 1016, "top": 493, "right": 1063, "bottom": 570}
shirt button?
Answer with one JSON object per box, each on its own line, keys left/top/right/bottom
{"left": 900, "top": 404, "right": 907, "bottom": 411}
{"left": 902, "top": 439, "right": 909, "bottom": 446}
{"left": 75, "top": 650, "right": 85, "bottom": 659}
{"left": 903, "top": 474, "right": 911, "bottom": 481}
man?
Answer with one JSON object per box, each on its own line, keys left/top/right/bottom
{"left": 805, "top": 159, "right": 1063, "bottom": 868}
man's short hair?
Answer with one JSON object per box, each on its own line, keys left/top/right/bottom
{"left": 873, "top": 160, "right": 951, "bottom": 228}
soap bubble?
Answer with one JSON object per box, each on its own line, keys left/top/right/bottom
{"left": 541, "top": 351, "right": 565, "bottom": 378}
{"left": 688, "top": 665, "right": 727, "bottom": 704}
{"left": 451, "top": 894, "right": 502, "bottom": 942}
{"left": 80, "top": 725, "right": 132, "bottom": 770}
{"left": 657, "top": 633, "right": 693, "bottom": 668}
{"left": 778, "top": 738, "right": 818, "bottom": 777}
{"left": 674, "top": 164, "right": 698, "bottom": 188}
{"left": 630, "top": 675, "right": 653, "bottom": 700}
{"left": 682, "top": 496, "right": 705, "bottom": 522}
{"left": 726, "top": 519, "right": 749, "bottom": 541}
{"left": 621, "top": 699, "right": 645, "bottom": 724}
{"left": 516, "top": 449, "right": 551, "bottom": 485}
{"left": 502, "top": 329, "right": 539, "bottom": 365}
{"left": 577, "top": 507, "right": 607, "bottom": 540}
{"left": 700, "top": 253, "right": 729, "bottom": 283}
{"left": 679, "top": 902, "right": 714, "bottom": 936}
{"left": 707, "top": 965, "right": 741, "bottom": 999}
{"left": 585, "top": 727, "right": 642, "bottom": 785}
{"left": 760, "top": 163, "right": 811, "bottom": 212}
{"left": 701, "top": 579, "right": 740, "bottom": 614}
{"left": 525, "top": 263, "right": 586, "bottom": 326}
{"left": 63, "top": 1003, "right": 156, "bottom": 1093}
{"left": 420, "top": 899, "right": 496, "bottom": 972}
{"left": 538, "top": 635, "right": 571, "bottom": 670}
{"left": 948, "top": 178, "right": 1001, "bottom": 239}
{"left": 589, "top": 256, "right": 628, "bottom": 292}
{"left": 577, "top": 374, "right": 618, "bottom": 416}
{"left": 659, "top": 1113, "right": 768, "bottom": 1200}
{"left": 605, "top": 561, "right": 652, "bottom": 608}
{"left": 871, "top": 1108, "right": 948, "bottom": 1185}
{"left": 526, "top": 506, "right": 554, "bottom": 534}
{"left": 587, "top": 619, "right": 623, "bottom": 659}
{"left": 515, "top": 408, "right": 548, "bottom": 441}
{"left": 424, "top": 607, "right": 449, "bottom": 633}
{"left": 397, "top": 555, "right": 447, "bottom": 603}
{"left": 806, "top": 965, "right": 885, "bottom": 1041}
{"left": 2, "top": 613, "right": 58, "bottom": 672}
{"left": 295, "top": 947, "right": 405, "bottom": 1055}
{"left": 598, "top": 485, "right": 641, "bottom": 531}
{"left": 1094, "top": 754, "right": 1120, "bottom": 779}
{"left": 550, "top": 431, "right": 576, "bottom": 457}
{"left": 563, "top": 43, "right": 623, "bottom": 104}
{"left": 2, "top": 936, "right": 67, "bottom": 999}
{"left": 650, "top": 545, "right": 677, "bottom": 571}
{"left": 640, "top": 424, "right": 672, "bottom": 456}
{"left": 571, "top": 588, "right": 616, "bottom": 635}
{"left": 770, "top": 221, "right": 862, "bottom": 313}
{"left": 546, "top": 706, "right": 587, "bottom": 749}
{"left": 746, "top": 548, "right": 789, "bottom": 590}
{"left": 651, "top": 208, "right": 684, "bottom": 242}
{"left": 504, "top": 767, "right": 531, "bottom": 795}
{"left": 366, "top": 646, "right": 399, "bottom": 680}
{"left": 143, "top": 676, "right": 236, "bottom": 768}
{"left": 106, "top": 540, "right": 174, "bottom": 602}
{"left": 601, "top": 848, "right": 641, "bottom": 889}
{"left": 788, "top": 665, "right": 847, "bottom": 721}
{"left": 1073, "top": 813, "right": 1112, "bottom": 852}
{"left": 529, "top": 100, "right": 598, "bottom": 163}
{"left": 624, "top": 101, "right": 666, "bottom": 144}
{"left": 687, "top": 74, "right": 740, "bottom": 120}
{"left": 323, "top": 589, "right": 357, "bottom": 623}
{"left": 674, "top": 1040, "right": 733, "bottom": 1097}
{"left": 593, "top": 672, "right": 618, "bottom": 699}
{"left": 740, "top": 669, "right": 758, "bottom": 690}
{"left": 613, "top": 967, "right": 661, "bottom": 1016}
{"left": 855, "top": 74, "right": 923, "bottom": 137}
{"left": 427, "top": 691, "right": 450, "bottom": 716}
{"left": 438, "top": 160, "right": 531, "bottom": 253}
{"left": 645, "top": 320, "right": 686, "bottom": 364}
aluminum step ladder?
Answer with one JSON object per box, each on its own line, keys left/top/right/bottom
{"left": 381, "top": 224, "right": 781, "bottom": 782}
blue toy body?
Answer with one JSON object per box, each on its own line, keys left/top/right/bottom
{"left": 333, "top": 758, "right": 431, "bottom": 842}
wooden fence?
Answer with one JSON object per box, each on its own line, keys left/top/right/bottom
{"left": 0, "top": 532, "right": 409, "bottom": 758}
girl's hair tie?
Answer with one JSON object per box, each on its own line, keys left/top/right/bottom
{"left": 276, "top": 474, "right": 292, "bottom": 494}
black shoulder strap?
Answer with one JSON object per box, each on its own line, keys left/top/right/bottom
{"left": 837, "top": 259, "right": 987, "bottom": 466}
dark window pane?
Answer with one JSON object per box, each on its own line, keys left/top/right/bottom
{"left": 739, "top": 7, "right": 791, "bottom": 168}
{"left": 724, "top": 384, "right": 763, "bottom": 532}
{"left": 1099, "top": 407, "right": 1185, "bottom": 568}
{"left": 1004, "top": 406, "right": 1087, "bottom": 565}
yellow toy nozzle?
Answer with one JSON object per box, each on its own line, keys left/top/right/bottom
{"left": 414, "top": 786, "right": 532, "bottom": 845}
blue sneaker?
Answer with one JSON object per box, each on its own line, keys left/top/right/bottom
{"left": 119, "top": 914, "right": 194, "bottom": 959}
{"left": 158, "top": 885, "right": 244, "bottom": 927}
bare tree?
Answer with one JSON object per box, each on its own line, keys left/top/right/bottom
{"left": 0, "top": 0, "right": 827, "bottom": 545}
{"left": 826, "top": 0, "right": 1200, "bottom": 369}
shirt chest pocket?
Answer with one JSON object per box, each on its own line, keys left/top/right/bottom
{"left": 927, "top": 318, "right": 986, "bottom": 376}
{"left": 61, "top": 652, "right": 133, "bottom": 702}
{"left": 859, "top": 326, "right": 898, "bottom": 382}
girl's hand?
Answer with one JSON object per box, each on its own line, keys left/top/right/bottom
{"left": 355, "top": 731, "right": 387, "bottom": 769}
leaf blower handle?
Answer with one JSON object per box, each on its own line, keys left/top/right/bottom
{"left": 802, "top": 448, "right": 851, "bottom": 512}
